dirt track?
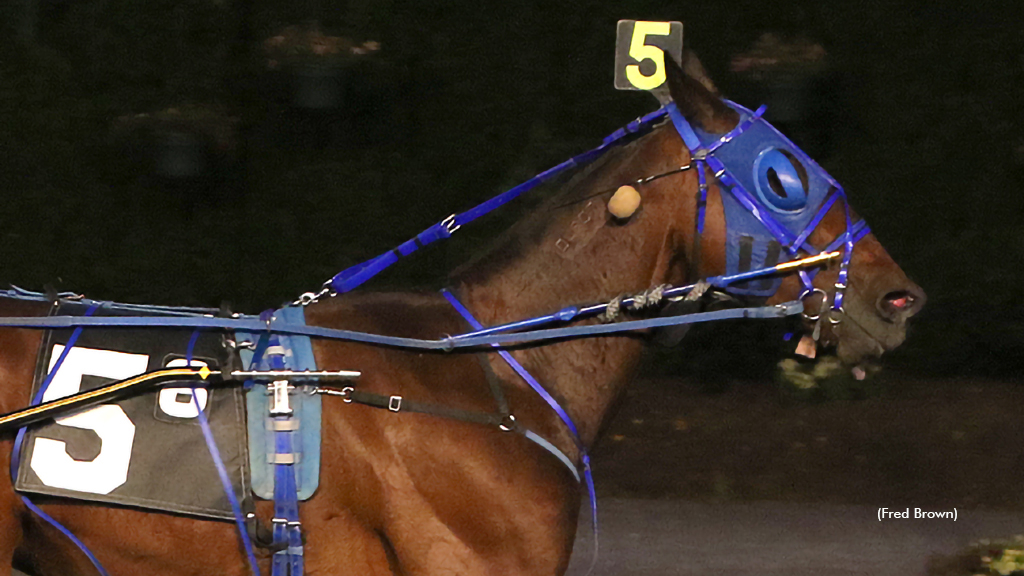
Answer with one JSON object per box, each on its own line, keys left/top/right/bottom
{"left": 567, "top": 499, "right": 1024, "bottom": 576}
{"left": 593, "top": 373, "right": 1024, "bottom": 509}
{"left": 566, "top": 373, "right": 1024, "bottom": 574}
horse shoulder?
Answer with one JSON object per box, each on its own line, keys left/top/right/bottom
{"left": 305, "top": 294, "right": 580, "bottom": 574}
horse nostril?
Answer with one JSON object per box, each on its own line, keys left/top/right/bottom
{"left": 878, "top": 289, "right": 924, "bottom": 320}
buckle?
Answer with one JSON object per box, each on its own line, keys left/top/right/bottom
{"left": 441, "top": 214, "right": 460, "bottom": 235}
{"left": 498, "top": 414, "right": 517, "bottom": 432}
{"left": 388, "top": 395, "right": 402, "bottom": 412}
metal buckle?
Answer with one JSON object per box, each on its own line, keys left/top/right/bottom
{"left": 292, "top": 284, "right": 334, "bottom": 307}
{"left": 224, "top": 337, "right": 254, "bottom": 351}
{"left": 442, "top": 214, "right": 460, "bottom": 235}
{"left": 799, "top": 288, "right": 829, "bottom": 322}
{"left": 268, "top": 453, "right": 297, "bottom": 464}
{"left": 499, "top": 413, "right": 517, "bottom": 432}
{"left": 388, "top": 395, "right": 402, "bottom": 412}
{"left": 269, "top": 381, "right": 293, "bottom": 416}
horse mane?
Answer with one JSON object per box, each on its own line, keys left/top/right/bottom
{"left": 449, "top": 121, "right": 669, "bottom": 287}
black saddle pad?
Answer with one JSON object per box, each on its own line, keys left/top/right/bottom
{"left": 14, "top": 302, "right": 251, "bottom": 520}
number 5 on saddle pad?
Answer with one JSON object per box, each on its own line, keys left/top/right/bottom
{"left": 14, "top": 302, "right": 252, "bottom": 520}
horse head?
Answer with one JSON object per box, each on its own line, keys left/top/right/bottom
{"left": 658, "top": 52, "right": 926, "bottom": 367}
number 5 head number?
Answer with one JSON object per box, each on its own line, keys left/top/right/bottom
{"left": 614, "top": 20, "right": 683, "bottom": 93}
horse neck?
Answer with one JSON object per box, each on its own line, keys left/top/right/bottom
{"left": 451, "top": 126, "right": 693, "bottom": 447}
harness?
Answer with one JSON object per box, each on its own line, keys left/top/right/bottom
{"left": 0, "top": 94, "right": 870, "bottom": 576}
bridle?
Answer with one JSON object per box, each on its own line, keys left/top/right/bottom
{"left": 660, "top": 101, "right": 871, "bottom": 331}
{"left": 0, "top": 95, "right": 873, "bottom": 576}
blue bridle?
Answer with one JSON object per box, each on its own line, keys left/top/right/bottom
{"left": 0, "top": 95, "right": 872, "bottom": 576}
{"left": 666, "top": 100, "right": 870, "bottom": 321}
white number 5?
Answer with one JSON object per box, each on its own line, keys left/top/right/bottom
{"left": 29, "top": 346, "right": 149, "bottom": 495}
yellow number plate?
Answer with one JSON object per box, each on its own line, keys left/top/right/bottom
{"left": 614, "top": 20, "right": 683, "bottom": 92}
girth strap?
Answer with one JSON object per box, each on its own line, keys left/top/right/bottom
{"left": 263, "top": 329, "right": 304, "bottom": 576}
{"left": 316, "top": 387, "right": 580, "bottom": 483}
{"left": 340, "top": 388, "right": 507, "bottom": 428}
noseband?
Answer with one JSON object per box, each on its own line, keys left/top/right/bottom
{"left": 664, "top": 101, "right": 871, "bottom": 327}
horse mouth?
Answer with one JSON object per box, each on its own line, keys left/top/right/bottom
{"left": 834, "top": 312, "right": 905, "bottom": 367}
{"left": 800, "top": 311, "right": 904, "bottom": 373}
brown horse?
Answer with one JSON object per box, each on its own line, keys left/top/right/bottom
{"left": 0, "top": 55, "right": 924, "bottom": 575}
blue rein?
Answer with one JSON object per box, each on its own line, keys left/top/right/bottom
{"left": 0, "top": 93, "right": 870, "bottom": 576}
{"left": 318, "top": 107, "right": 671, "bottom": 298}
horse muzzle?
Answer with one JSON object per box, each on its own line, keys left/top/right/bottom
{"left": 829, "top": 278, "right": 926, "bottom": 365}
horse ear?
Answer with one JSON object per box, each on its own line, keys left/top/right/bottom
{"left": 665, "top": 50, "right": 740, "bottom": 134}
{"left": 680, "top": 50, "right": 721, "bottom": 96}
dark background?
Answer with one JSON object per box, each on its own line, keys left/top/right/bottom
{"left": 0, "top": 0, "right": 1021, "bottom": 381}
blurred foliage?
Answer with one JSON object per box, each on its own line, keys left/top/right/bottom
{"left": 0, "top": 0, "right": 1022, "bottom": 378}
{"left": 928, "top": 535, "right": 1024, "bottom": 576}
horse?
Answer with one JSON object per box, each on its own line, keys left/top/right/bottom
{"left": 0, "top": 53, "right": 925, "bottom": 575}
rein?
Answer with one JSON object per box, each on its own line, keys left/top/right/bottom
{"left": 0, "top": 95, "right": 869, "bottom": 576}
{"left": 664, "top": 101, "right": 869, "bottom": 327}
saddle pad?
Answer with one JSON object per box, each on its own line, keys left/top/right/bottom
{"left": 15, "top": 302, "right": 252, "bottom": 520}
{"left": 237, "top": 306, "right": 321, "bottom": 501}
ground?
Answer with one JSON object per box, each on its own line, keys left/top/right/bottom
{"left": 593, "top": 372, "right": 1024, "bottom": 511}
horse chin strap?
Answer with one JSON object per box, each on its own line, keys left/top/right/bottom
{"left": 663, "top": 101, "right": 871, "bottom": 340}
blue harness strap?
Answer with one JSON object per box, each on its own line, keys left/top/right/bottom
{"left": 184, "top": 331, "right": 262, "bottom": 576}
{"left": 237, "top": 307, "right": 319, "bottom": 576}
{"left": 263, "top": 331, "right": 303, "bottom": 576}
{"left": 326, "top": 107, "right": 671, "bottom": 295}
{"left": 238, "top": 308, "right": 322, "bottom": 503}
{"left": 664, "top": 100, "right": 870, "bottom": 311}
{"left": 441, "top": 289, "right": 601, "bottom": 572}
{"left": 10, "top": 304, "right": 113, "bottom": 576}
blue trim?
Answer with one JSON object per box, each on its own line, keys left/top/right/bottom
{"left": 186, "top": 332, "right": 262, "bottom": 576}
{"left": 442, "top": 289, "right": 599, "bottom": 570}
{"left": 2, "top": 286, "right": 220, "bottom": 317}
{"left": 442, "top": 289, "right": 584, "bottom": 443}
{"left": 0, "top": 299, "right": 804, "bottom": 350}
{"left": 327, "top": 108, "right": 671, "bottom": 294}
{"left": 264, "top": 336, "right": 304, "bottom": 576}
{"left": 240, "top": 308, "right": 321, "bottom": 502}
{"left": 11, "top": 304, "right": 113, "bottom": 576}
{"left": 522, "top": 430, "right": 580, "bottom": 483}
{"left": 665, "top": 99, "right": 870, "bottom": 300}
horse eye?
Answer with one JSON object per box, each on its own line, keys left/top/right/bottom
{"left": 778, "top": 150, "right": 809, "bottom": 193}
{"left": 767, "top": 168, "right": 788, "bottom": 198}
{"left": 753, "top": 148, "right": 809, "bottom": 212}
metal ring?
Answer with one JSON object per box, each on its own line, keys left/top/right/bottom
{"left": 828, "top": 307, "right": 845, "bottom": 325}
{"left": 341, "top": 386, "right": 354, "bottom": 403}
{"left": 799, "top": 288, "right": 828, "bottom": 321}
{"left": 499, "top": 414, "right": 517, "bottom": 432}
